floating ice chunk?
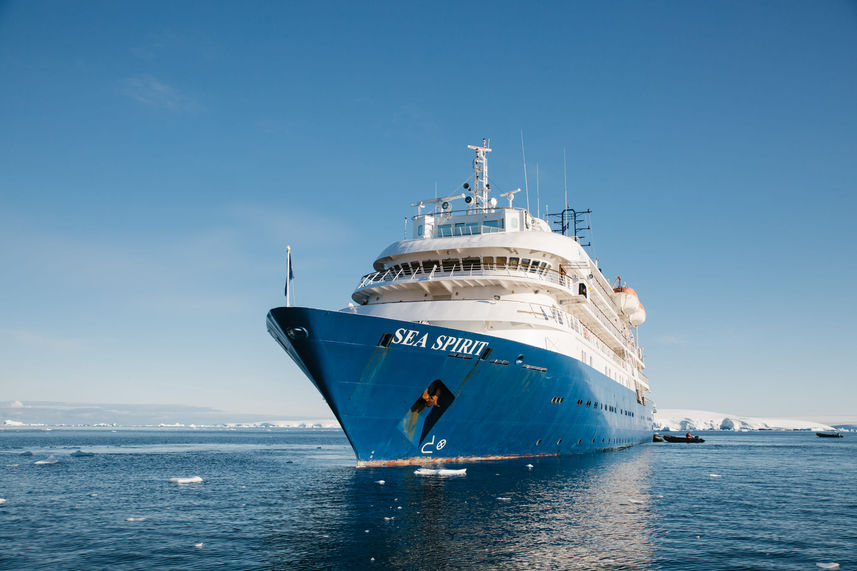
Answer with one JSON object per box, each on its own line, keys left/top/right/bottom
{"left": 0, "top": 498, "right": 6, "bottom": 505}
{"left": 709, "top": 474, "right": 722, "bottom": 478}
{"left": 383, "top": 516, "right": 395, "bottom": 521}
{"left": 6, "top": 464, "right": 19, "bottom": 467}
{"left": 413, "top": 468, "right": 466, "bottom": 476}
{"left": 397, "top": 506, "right": 402, "bottom": 510}
{"left": 194, "top": 543, "right": 204, "bottom": 549}
{"left": 169, "top": 476, "right": 203, "bottom": 484}
{"left": 364, "top": 529, "right": 369, "bottom": 533}
{"left": 525, "top": 464, "right": 534, "bottom": 468}
{"left": 89, "top": 493, "right": 97, "bottom": 497}
{"left": 816, "top": 563, "right": 840, "bottom": 570}
{"left": 375, "top": 480, "right": 385, "bottom": 485}
{"left": 497, "top": 497, "right": 512, "bottom": 501}
{"left": 34, "top": 456, "right": 58, "bottom": 465}
{"left": 125, "top": 517, "right": 146, "bottom": 522}
{"left": 70, "top": 450, "right": 95, "bottom": 458}
{"left": 20, "top": 451, "right": 33, "bottom": 456}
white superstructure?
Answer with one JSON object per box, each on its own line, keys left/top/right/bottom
{"left": 345, "top": 140, "right": 650, "bottom": 401}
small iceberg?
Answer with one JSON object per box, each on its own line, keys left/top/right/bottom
{"left": 70, "top": 450, "right": 95, "bottom": 458}
{"left": 816, "top": 564, "right": 840, "bottom": 570}
{"left": 0, "top": 498, "right": 6, "bottom": 505}
{"left": 374, "top": 480, "right": 385, "bottom": 485}
{"left": 413, "top": 468, "right": 466, "bottom": 476}
{"left": 34, "top": 456, "right": 58, "bottom": 465}
{"left": 125, "top": 517, "right": 146, "bottom": 522}
{"left": 169, "top": 476, "right": 203, "bottom": 484}
{"left": 193, "top": 543, "right": 204, "bottom": 549}
{"left": 525, "top": 464, "right": 534, "bottom": 469}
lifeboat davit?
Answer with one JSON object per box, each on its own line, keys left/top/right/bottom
{"left": 613, "top": 286, "right": 647, "bottom": 326}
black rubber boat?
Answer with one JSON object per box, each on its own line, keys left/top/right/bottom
{"left": 816, "top": 432, "right": 843, "bottom": 438}
{"left": 663, "top": 435, "right": 705, "bottom": 443}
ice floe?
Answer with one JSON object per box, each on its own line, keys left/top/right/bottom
{"left": 169, "top": 476, "right": 203, "bottom": 484}
{"left": 709, "top": 474, "right": 722, "bottom": 478}
{"left": 125, "top": 517, "right": 146, "bottom": 522}
{"left": 497, "top": 497, "right": 512, "bottom": 501}
{"left": 816, "top": 563, "right": 840, "bottom": 570}
{"left": 375, "top": 480, "right": 385, "bottom": 485}
{"left": 34, "top": 456, "right": 58, "bottom": 465}
{"left": 0, "top": 498, "right": 6, "bottom": 505}
{"left": 413, "top": 468, "right": 466, "bottom": 476}
{"left": 194, "top": 543, "right": 204, "bottom": 549}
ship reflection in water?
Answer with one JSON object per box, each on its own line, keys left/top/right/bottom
{"left": 266, "top": 447, "right": 655, "bottom": 569}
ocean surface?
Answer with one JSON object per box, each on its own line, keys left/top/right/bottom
{"left": 0, "top": 429, "right": 854, "bottom": 570}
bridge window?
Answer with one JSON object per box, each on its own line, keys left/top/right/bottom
{"left": 495, "top": 256, "right": 507, "bottom": 269}
{"left": 521, "top": 258, "right": 532, "bottom": 272}
{"left": 453, "top": 223, "right": 465, "bottom": 236}
{"left": 482, "top": 256, "right": 494, "bottom": 269}
{"left": 508, "top": 257, "right": 520, "bottom": 270}
{"left": 466, "top": 222, "right": 480, "bottom": 235}
{"left": 423, "top": 260, "right": 440, "bottom": 272}
{"left": 438, "top": 224, "right": 452, "bottom": 237}
{"left": 483, "top": 219, "right": 501, "bottom": 233}
{"left": 418, "top": 224, "right": 424, "bottom": 236}
{"left": 441, "top": 258, "right": 458, "bottom": 271}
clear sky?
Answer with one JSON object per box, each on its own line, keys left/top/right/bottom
{"left": 1, "top": 1, "right": 855, "bottom": 419}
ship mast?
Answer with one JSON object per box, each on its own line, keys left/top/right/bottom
{"left": 467, "top": 138, "right": 491, "bottom": 213}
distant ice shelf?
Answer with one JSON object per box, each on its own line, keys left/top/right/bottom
{"left": 655, "top": 409, "right": 836, "bottom": 432}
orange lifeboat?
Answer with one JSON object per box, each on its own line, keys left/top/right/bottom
{"left": 613, "top": 286, "right": 646, "bottom": 326}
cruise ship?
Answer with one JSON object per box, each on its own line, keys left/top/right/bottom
{"left": 267, "top": 140, "right": 654, "bottom": 466}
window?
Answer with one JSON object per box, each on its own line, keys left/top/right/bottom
{"left": 441, "top": 258, "right": 458, "bottom": 271}
{"left": 482, "top": 256, "right": 494, "bottom": 269}
{"left": 521, "top": 258, "right": 531, "bottom": 271}
{"left": 466, "top": 222, "right": 480, "bottom": 235}
{"left": 462, "top": 257, "right": 481, "bottom": 271}
{"left": 483, "top": 220, "right": 500, "bottom": 233}
{"left": 438, "top": 224, "right": 452, "bottom": 237}
{"left": 423, "top": 260, "right": 439, "bottom": 272}
{"left": 453, "top": 223, "right": 465, "bottom": 236}
{"left": 495, "top": 256, "right": 507, "bottom": 269}
{"left": 508, "top": 257, "right": 520, "bottom": 270}
{"left": 418, "top": 224, "right": 424, "bottom": 236}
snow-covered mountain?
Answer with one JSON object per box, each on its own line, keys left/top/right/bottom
{"left": 654, "top": 409, "right": 836, "bottom": 432}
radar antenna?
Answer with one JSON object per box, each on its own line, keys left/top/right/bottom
{"left": 500, "top": 188, "right": 521, "bottom": 208}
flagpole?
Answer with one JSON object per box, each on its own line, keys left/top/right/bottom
{"left": 286, "top": 245, "right": 291, "bottom": 307}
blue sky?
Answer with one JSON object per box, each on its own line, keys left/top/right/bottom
{"left": 1, "top": 1, "right": 855, "bottom": 418}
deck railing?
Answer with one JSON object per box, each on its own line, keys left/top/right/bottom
{"left": 356, "top": 263, "right": 633, "bottom": 346}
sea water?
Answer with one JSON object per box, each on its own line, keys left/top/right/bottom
{"left": 1, "top": 429, "right": 854, "bottom": 570}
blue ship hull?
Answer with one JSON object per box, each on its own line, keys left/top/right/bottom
{"left": 267, "top": 307, "right": 653, "bottom": 466}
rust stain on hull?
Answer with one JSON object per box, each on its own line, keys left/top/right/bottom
{"left": 356, "top": 442, "right": 644, "bottom": 468}
{"left": 356, "top": 452, "right": 561, "bottom": 468}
